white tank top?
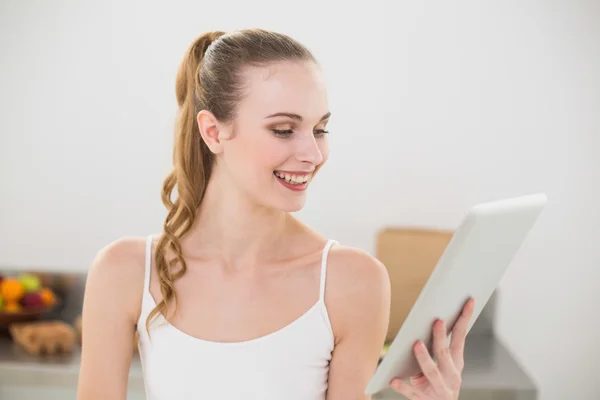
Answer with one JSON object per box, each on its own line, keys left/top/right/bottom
{"left": 136, "top": 235, "right": 337, "bottom": 400}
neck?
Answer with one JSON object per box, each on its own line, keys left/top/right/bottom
{"left": 179, "top": 175, "right": 291, "bottom": 268}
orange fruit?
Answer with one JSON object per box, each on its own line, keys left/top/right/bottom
{"left": 4, "top": 301, "right": 22, "bottom": 313}
{"left": 39, "top": 287, "right": 57, "bottom": 306}
{"left": 0, "top": 278, "right": 25, "bottom": 302}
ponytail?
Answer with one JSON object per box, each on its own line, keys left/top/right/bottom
{"left": 146, "top": 31, "right": 225, "bottom": 335}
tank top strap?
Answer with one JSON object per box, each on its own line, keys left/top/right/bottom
{"left": 319, "top": 239, "right": 338, "bottom": 302}
{"left": 143, "top": 234, "right": 153, "bottom": 294}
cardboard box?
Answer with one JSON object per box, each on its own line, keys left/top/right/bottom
{"left": 376, "top": 227, "right": 453, "bottom": 343}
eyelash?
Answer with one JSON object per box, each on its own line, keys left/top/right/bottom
{"left": 272, "top": 129, "right": 329, "bottom": 138}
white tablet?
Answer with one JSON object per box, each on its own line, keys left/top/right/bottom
{"left": 365, "top": 193, "right": 548, "bottom": 395}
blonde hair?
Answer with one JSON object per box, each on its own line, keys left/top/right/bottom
{"left": 146, "top": 29, "right": 316, "bottom": 334}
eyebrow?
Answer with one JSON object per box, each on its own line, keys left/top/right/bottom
{"left": 265, "top": 111, "right": 331, "bottom": 122}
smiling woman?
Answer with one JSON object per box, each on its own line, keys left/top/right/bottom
{"left": 76, "top": 28, "right": 471, "bottom": 400}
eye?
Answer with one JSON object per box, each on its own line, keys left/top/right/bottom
{"left": 272, "top": 129, "right": 294, "bottom": 138}
{"left": 271, "top": 126, "right": 330, "bottom": 139}
{"left": 272, "top": 129, "right": 330, "bottom": 138}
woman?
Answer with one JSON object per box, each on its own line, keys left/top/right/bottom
{"left": 77, "top": 28, "right": 474, "bottom": 400}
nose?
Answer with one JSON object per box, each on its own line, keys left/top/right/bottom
{"left": 295, "top": 133, "right": 324, "bottom": 166}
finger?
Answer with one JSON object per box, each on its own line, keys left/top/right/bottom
{"left": 391, "top": 378, "right": 424, "bottom": 399}
{"left": 432, "top": 319, "right": 457, "bottom": 375}
{"left": 413, "top": 340, "right": 447, "bottom": 395}
{"left": 450, "top": 297, "right": 476, "bottom": 369}
{"left": 408, "top": 372, "right": 428, "bottom": 387}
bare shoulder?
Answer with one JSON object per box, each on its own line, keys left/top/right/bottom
{"left": 320, "top": 244, "right": 391, "bottom": 398}
{"left": 78, "top": 236, "right": 148, "bottom": 398}
{"left": 326, "top": 244, "right": 390, "bottom": 299}
{"left": 91, "top": 236, "right": 148, "bottom": 269}
{"left": 325, "top": 244, "right": 391, "bottom": 342}
{"left": 85, "top": 236, "right": 148, "bottom": 322}
{"left": 88, "top": 236, "right": 147, "bottom": 283}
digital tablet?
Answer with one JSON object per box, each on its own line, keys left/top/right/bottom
{"left": 365, "top": 193, "right": 548, "bottom": 395}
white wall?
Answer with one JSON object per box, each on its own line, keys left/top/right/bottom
{"left": 378, "top": 2, "right": 600, "bottom": 399}
{"left": 1, "top": 1, "right": 598, "bottom": 399}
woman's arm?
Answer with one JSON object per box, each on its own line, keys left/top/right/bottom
{"left": 77, "top": 238, "right": 145, "bottom": 400}
{"left": 324, "top": 245, "right": 475, "bottom": 400}
{"left": 324, "top": 247, "right": 391, "bottom": 400}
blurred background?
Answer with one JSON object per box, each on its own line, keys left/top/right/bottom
{"left": 0, "top": 1, "right": 598, "bottom": 399}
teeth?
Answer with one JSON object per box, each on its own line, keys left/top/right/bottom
{"left": 275, "top": 171, "right": 310, "bottom": 184}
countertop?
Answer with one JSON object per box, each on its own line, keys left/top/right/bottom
{"left": 0, "top": 332, "right": 537, "bottom": 399}
{"left": 0, "top": 272, "right": 538, "bottom": 399}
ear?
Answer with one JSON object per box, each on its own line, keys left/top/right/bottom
{"left": 197, "top": 110, "right": 229, "bottom": 154}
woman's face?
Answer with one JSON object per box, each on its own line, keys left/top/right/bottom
{"left": 207, "top": 60, "right": 331, "bottom": 212}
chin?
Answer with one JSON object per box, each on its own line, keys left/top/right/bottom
{"left": 276, "top": 197, "right": 307, "bottom": 213}
{"left": 282, "top": 203, "right": 306, "bottom": 213}
{"left": 264, "top": 178, "right": 310, "bottom": 213}
{"left": 266, "top": 192, "right": 307, "bottom": 213}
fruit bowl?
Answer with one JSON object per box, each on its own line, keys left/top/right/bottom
{"left": 0, "top": 273, "right": 59, "bottom": 329}
{"left": 0, "top": 303, "right": 60, "bottom": 328}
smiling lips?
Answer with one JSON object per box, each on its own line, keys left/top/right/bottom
{"left": 274, "top": 170, "right": 313, "bottom": 192}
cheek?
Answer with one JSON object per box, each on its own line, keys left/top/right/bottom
{"left": 228, "top": 134, "right": 289, "bottom": 173}
{"left": 248, "top": 135, "right": 294, "bottom": 170}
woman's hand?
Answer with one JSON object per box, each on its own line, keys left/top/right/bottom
{"left": 390, "top": 298, "right": 475, "bottom": 400}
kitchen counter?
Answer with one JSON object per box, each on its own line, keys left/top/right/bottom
{"left": 374, "top": 333, "right": 538, "bottom": 400}
{"left": 0, "top": 330, "right": 146, "bottom": 399}
{"left": 0, "top": 272, "right": 537, "bottom": 399}
{"left": 0, "top": 332, "right": 537, "bottom": 400}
